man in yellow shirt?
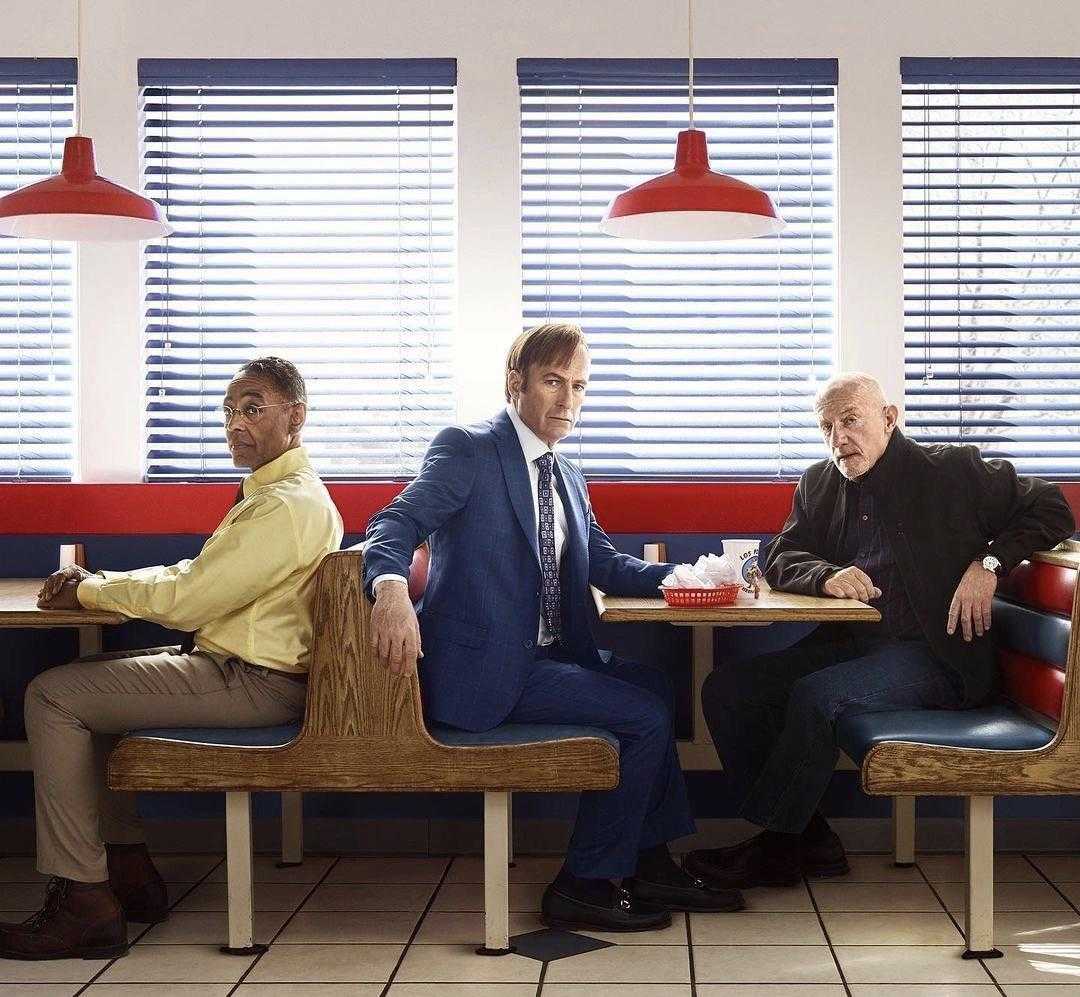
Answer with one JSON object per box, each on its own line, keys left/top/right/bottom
{"left": 0, "top": 357, "right": 343, "bottom": 962}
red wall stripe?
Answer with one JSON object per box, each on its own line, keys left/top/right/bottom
{"left": 0, "top": 480, "right": 1077, "bottom": 537}
{"left": 999, "top": 648, "right": 1065, "bottom": 721}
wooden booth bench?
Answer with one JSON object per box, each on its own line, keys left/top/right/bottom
{"left": 107, "top": 549, "right": 619, "bottom": 955}
{"left": 838, "top": 547, "right": 1080, "bottom": 959}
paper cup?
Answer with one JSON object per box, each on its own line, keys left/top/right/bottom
{"left": 722, "top": 539, "right": 763, "bottom": 592}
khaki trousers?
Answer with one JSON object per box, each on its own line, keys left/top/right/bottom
{"left": 24, "top": 648, "right": 306, "bottom": 883}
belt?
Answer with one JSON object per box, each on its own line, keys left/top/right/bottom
{"left": 231, "top": 658, "right": 308, "bottom": 684}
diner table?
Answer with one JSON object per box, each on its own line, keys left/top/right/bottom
{"left": 0, "top": 578, "right": 125, "bottom": 770}
{"left": 593, "top": 577, "right": 881, "bottom": 768}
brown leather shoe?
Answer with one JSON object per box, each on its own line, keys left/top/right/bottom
{"left": 800, "top": 823, "right": 850, "bottom": 878}
{"left": 684, "top": 831, "right": 803, "bottom": 889}
{"left": 0, "top": 878, "right": 128, "bottom": 960}
{"left": 106, "top": 843, "right": 170, "bottom": 924}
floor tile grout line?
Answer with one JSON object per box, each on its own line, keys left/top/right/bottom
{"left": 914, "top": 858, "right": 1005, "bottom": 994}
{"left": 1023, "top": 851, "right": 1080, "bottom": 917}
{"left": 225, "top": 852, "right": 344, "bottom": 996}
{"left": 378, "top": 854, "right": 454, "bottom": 997}
{"left": 804, "top": 873, "right": 851, "bottom": 996}
{"left": 73, "top": 852, "right": 227, "bottom": 996}
{"left": 685, "top": 910, "right": 697, "bottom": 997}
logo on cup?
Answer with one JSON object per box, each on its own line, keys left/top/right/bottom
{"left": 722, "top": 539, "right": 761, "bottom": 593}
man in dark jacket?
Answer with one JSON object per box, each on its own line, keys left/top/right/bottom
{"left": 685, "top": 372, "right": 1075, "bottom": 891}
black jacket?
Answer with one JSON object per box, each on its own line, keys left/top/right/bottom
{"left": 762, "top": 430, "right": 1076, "bottom": 706}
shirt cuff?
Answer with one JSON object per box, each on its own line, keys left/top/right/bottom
{"left": 373, "top": 574, "right": 409, "bottom": 593}
{"left": 76, "top": 575, "right": 106, "bottom": 610}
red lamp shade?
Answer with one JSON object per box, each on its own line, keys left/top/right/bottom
{"left": 600, "top": 129, "right": 785, "bottom": 242}
{"left": 0, "top": 135, "right": 171, "bottom": 242}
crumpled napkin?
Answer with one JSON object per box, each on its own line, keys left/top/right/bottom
{"left": 661, "top": 553, "right": 741, "bottom": 589}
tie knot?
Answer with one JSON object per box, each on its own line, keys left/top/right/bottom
{"left": 536, "top": 452, "right": 554, "bottom": 474}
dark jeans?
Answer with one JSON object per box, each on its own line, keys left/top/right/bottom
{"left": 505, "top": 649, "right": 696, "bottom": 878}
{"left": 701, "top": 628, "right": 965, "bottom": 833}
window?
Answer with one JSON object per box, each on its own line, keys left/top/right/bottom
{"left": 903, "top": 58, "right": 1080, "bottom": 477}
{"left": 140, "top": 58, "right": 456, "bottom": 480}
{"left": 0, "top": 59, "right": 76, "bottom": 479}
{"left": 520, "top": 58, "right": 837, "bottom": 478}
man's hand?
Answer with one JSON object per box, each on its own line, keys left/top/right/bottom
{"left": 823, "top": 566, "right": 882, "bottom": 603}
{"left": 947, "top": 561, "right": 997, "bottom": 641}
{"left": 370, "top": 580, "right": 423, "bottom": 676}
{"left": 37, "top": 566, "right": 91, "bottom": 609}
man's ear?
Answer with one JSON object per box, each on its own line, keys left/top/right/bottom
{"left": 884, "top": 404, "right": 899, "bottom": 432}
{"left": 507, "top": 368, "right": 523, "bottom": 401}
{"left": 289, "top": 402, "right": 307, "bottom": 434}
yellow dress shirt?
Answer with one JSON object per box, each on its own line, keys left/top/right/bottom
{"left": 77, "top": 446, "right": 344, "bottom": 674}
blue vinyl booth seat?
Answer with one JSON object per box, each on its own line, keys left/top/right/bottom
{"left": 134, "top": 722, "right": 619, "bottom": 751}
{"left": 838, "top": 706, "right": 1054, "bottom": 765}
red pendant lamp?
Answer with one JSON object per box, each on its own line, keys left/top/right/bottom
{"left": 600, "top": 0, "right": 784, "bottom": 242}
{"left": 0, "top": 0, "right": 171, "bottom": 242}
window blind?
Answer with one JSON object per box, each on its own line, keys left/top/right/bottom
{"left": 139, "top": 58, "right": 457, "bottom": 480}
{"left": 0, "top": 58, "right": 76, "bottom": 480}
{"left": 903, "top": 58, "right": 1080, "bottom": 477}
{"left": 520, "top": 58, "right": 837, "bottom": 478}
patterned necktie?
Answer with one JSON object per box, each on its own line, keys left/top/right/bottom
{"left": 535, "top": 452, "right": 562, "bottom": 644}
{"left": 179, "top": 482, "right": 246, "bottom": 655}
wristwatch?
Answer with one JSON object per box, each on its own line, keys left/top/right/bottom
{"left": 981, "top": 555, "right": 1004, "bottom": 577}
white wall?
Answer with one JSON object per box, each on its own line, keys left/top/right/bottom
{"left": 8, "top": 0, "right": 1080, "bottom": 480}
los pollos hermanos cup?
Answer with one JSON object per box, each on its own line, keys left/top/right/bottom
{"left": 722, "top": 539, "right": 768, "bottom": 592}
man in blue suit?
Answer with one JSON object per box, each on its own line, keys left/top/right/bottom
{"left": 363, "top": 322, "right": 741, "bottom": 931}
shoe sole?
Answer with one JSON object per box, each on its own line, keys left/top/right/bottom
{"left": 541, "top": 913, "right": 673, "bottom": 933}
{"left": 0, "top": 942, "right": 129, "bottom": 961}
{"left": 630, "top": 890, "right": 746, "bottom": 913}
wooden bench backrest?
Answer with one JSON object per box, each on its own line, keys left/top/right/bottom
{"left": 300, "top": 549, "right": 429, "bottom": 743}
{"left": 995, "top": 551, "right": 1078, "bottom": 725}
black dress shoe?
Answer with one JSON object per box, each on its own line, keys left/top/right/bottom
{"left": 684, "top": 832, "right": 803, "bottom": 890}
{"left": 624, "top": 875, "right": 745, "bottom": 912}
{"left": 541, "top": 884, "right": 672, "bottom": 932}
{"left": 801, "top": 825, "right": 850, "bottom": 879}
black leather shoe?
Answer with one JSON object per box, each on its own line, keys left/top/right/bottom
{"left": 802, "top": 825, "right": 850, "bottom": 878}
{"left": 684, "top": 832, "right": 803, "bottom": 890}
{"left": 541, "top": 884, "right": 672, "bottom": 932}
{"left": 624, "top": 875, "right": 745, "bottom": 912}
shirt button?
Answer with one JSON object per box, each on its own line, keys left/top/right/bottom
{"left": 862, "top": 514, "right": 868, "bottom": 521}
{"left": 523, "top": 639, "right": 534, "bottom": 649}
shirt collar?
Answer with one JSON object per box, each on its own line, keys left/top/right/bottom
{"left": 505, "top": 404, "right": 555, "bottom": 466}
{"left": 243, "top": 445, "right": 311, "bottom": 498}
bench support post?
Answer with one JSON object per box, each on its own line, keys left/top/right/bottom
{"left": 962, "top": 794, "right": 1002, "bottom": 960}
{"left": 477, "top": 791, "right": 515, "bottom": 956}
{"left": 507, "top": 792, "right": 515, "bottom": 867}
{"left": 892, "top": 795, "right": 915, "bottom": 866}
{"left": 278, "top": 792, "right": 303, "bottom": 867}
{"left": 221, "top": 791, "right": 265, "bottom": 956}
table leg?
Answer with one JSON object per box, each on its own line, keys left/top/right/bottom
{"left": 677, "top": 626, "right": 722, "bottom": 769}
{"left": 77, "top": 626, "right": 102, "bottom": 657}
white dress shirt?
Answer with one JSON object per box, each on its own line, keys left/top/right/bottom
{"left": 374, "top": 405, "right": 568, "bottom": 646}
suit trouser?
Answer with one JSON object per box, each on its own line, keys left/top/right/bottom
{"left": 700, "top": 629, "right": 965, "bottom": 834}
{"left": 504, "top": 650, "right": 696, "bottom": 879}
{"left": 24, "top": 648, "right": 306, "bottom": 883}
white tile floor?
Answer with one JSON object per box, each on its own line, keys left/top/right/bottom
{"left": 4, "top": 852, "right": 1080, "bottom": 994}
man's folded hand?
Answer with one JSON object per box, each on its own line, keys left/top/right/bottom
{"left": 37, "top": 566, "right": 91, "bottom": 609}
{"left": 370, "top": 579, "right": 423, "bottom": 675}
{"left": 822, "top": 566, "right": 881, "bottom": 603}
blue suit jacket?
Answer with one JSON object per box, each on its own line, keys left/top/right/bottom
{"left": 362, "top": 410, "right": 672, "bottom": 731}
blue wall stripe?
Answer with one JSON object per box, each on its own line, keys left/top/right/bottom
{"left": 517, "top": 57, "right": 838, "bottom": 87}
{"left": 138, "top": 58, "right": 456, "bottom": 87}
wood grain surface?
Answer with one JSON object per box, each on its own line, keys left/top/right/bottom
{"left": 109, "top": 549, "right": 620, "bottom": 794}
{"left": 0, "top": 579, "right": 125, "bottom": 627}
{"left": 593, "top": 585, "right": 881, "bottom": 623}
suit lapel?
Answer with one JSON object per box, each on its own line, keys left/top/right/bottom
{"left": 554, "top": 454, "right": 588, "bottom": 581}
{"left": 493, "top": 411, "right": 541, "bottom": 568}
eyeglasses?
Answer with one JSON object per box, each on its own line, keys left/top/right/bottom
{"left": 222, "top": 402, "right": 295, "bottom": 427}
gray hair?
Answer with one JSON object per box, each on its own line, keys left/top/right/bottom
{"left": 815, "top": 371, "right": 887, "bottom": 411}
{"left": 236, "top": 356, "right": 307, "bottom": 404}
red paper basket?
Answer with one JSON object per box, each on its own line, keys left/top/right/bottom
{"left": 660, "top": 584, "right": 742, "bottom": 608}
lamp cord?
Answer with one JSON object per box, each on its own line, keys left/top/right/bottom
{"left": 687, "top": 0, "right": 695, "bottom": 131}
{"left": 74, "top": 0, "right": 81, "bottom": 129}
